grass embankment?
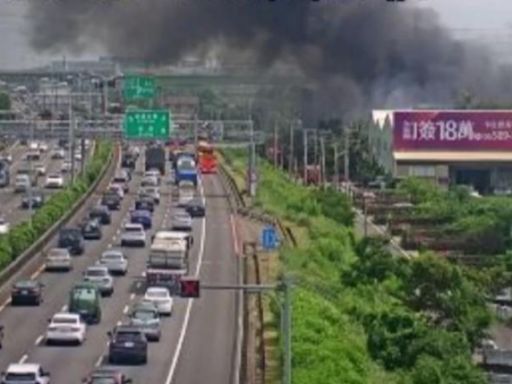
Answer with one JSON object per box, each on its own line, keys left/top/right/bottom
{"left": 222, "top": 149, "right": 490, "bottom": 384}
{"left": 0, "top": 141, "right": 113, "bottom": 269}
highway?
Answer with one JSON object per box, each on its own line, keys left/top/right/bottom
{"left": 0, "top": 141, "right": 90, "bottom": 228}
{"left": 0, "top": 146, "right": 239, "bottom": 384}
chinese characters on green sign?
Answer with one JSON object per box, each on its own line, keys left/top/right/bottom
{"left": 124, "top": 110, "right": 171, "bottom": 139}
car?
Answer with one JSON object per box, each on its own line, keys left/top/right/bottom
{"left": 120, "top": 223, "right": 146, "bottom": 247}
{"left": 98, "top": 250, "right": 128, "bottom": 276}
{"left": 144, "top": 169, "right": 161, "bottom": 184}
{"left": 108, "top": 325, "right": 148, "bottom": 365}
{"left": 11, "top": 280, "right": 43, "bottom": 306}
{"left": 143, "top": 287, "right": 173, "bottom": 316}
{"left": 141, "top": 186, "right": 160, "bottom": 204}
{"left": 38, "top": 142, "right": 49, "bottom": 153}
{"left": 45, "top": 312, "right": 86, "bottom": 345}
{"left": 89, "top": 205, "right": 111, "bottom": 225}
{"left": 107, "top": 184, "right": 124, "bottom": 199}
{"left": 0, "top": 218, "right": 9, "bottom": 235}
{"left": 134, "top": 196, "right": 154, "bottom": 212}
{"left": 83, "top": 266, "right": 114, "bottom": 296}
{"left": 45, "top": 173, "right": 64, "bottom": 189}
{"left": 58, "top": 227, "right": 85, "bottom": 255}
{"left": 44, "top": 248, "right": 72, "bottom": 271}
{"left": 69, "top": 283, "right": 102, "bottom": 324}
{"left": 24, "top": 151, "right": 40, "bottom": 161}
{"left": 112, "top": 173, "right": 130, "bottom": 193}
{"left": 51, "top": 148, "right": 65, "bottom": 159}
{"left": 101, "top": 192, "right": 121, "bottom": 211}
{"left": 141, "top": 175, "right": 158, "bottom": 187}
{"left": 184, "top": 199, "right": 206, "bottom": 218}
{"left": 0, "top": 154, "right": 12, "bottom": 164}
{"left": 14, "top": 174, "right": 31, "bottom": 193}
{"left": 74, "top": 152, "right": 82, "bottom": 161}
{"left": 34, "top": 163, "right": 46, "bottom": 176}
{"left": 170, "top": 210, "right": 193, "bottom": 231}
{"left": 82, "top": 368, "right": 132, "bottom": 384}
{"left": 130, "top": 210, "right": 152, "bottom": 229}
{"left": 1, "top": 363, "right": 51, "bottom": 384}
{"left": 61, "top": 160, "right": 72, "bottom": 173}
{"left": 21, "top": 190, "right": 45, "bottom": 209}
{"left": 82, "top": 218, "right": 103, "bottom": 240}
{"left": 128, "top": 305, "right": 161, "bottom": 341}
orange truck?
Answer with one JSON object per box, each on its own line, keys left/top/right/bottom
{"left": 197, "top": 141, "right": 217, "bottom": 174}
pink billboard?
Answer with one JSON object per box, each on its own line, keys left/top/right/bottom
{"left": 393, "top": 110, "right": 512, "bottom": 151}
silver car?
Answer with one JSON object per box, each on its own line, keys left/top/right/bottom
{"left": 170, "top": 210, "right": 192, "bottom": 231}
{"left": 128, "top": 305, "right": 161, "bottom": 341}
{"left": 98, "top": 250, "right": 128, "bottom": 276}
{"left": 45, "top": 248, "right": 72, "bottom": 271}
{"left": 83, "top": 266, "right": 114, "bottom": 296}
{"left": 141, "top": 175, "right": 158, "bottom": 187}
{"left": 120, "top": 223, "right": 147, "bottom": 247}
{"left": 141, "top": 186, "right": 160, "bottom": 204}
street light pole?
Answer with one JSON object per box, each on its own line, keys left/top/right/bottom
{"left": 320, "top": 136, "right": 326, "bottom": 188}
{"left": 344, "top": 126, "right": 350, "bottom": 194}
{"left": 303, "top": 129, "right": 308, "bottom": 184}
{"left": 273, "top": 119, "right": 278, "bottom": 167}
{"left": 333, "top": 143, "right": 339, "bottom": 191}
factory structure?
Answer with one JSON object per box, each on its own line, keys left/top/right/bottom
{"left": 371, "top": 110, "right": 512, "bottom": 195}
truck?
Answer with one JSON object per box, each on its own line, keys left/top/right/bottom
{"left": 145, "top": 146, "right": 166, "bottom": 175}
{"left": 145, "top": 233, "right": 190, "bottom": 294}
{"left": 0, "top": 160, "right": 9, "bottom": 187}
{"left": 199, "top": 152, "right": 217, "bottom": 173}
{"left": 175, "top": 155, "right": 198, "bottom": 187}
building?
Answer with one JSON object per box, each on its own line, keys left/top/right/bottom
{"left": 160, "top": 95, "right": 200, "bottom": 120}
{"left": 371, "top": 109, "right": 512, "bottom": 194}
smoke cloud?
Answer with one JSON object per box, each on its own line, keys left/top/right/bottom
{"left": 27, "top": 0, "right": 512, "bottom": 117}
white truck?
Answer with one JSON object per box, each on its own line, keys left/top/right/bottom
{"left": 145, "top": 231, "right": 191, "bottom": 293}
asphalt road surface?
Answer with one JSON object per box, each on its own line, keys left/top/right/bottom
{"left": 0, "top": 147, "right": 239, "bottom": 384}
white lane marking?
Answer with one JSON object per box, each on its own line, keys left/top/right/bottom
{"left": 136, "top": 282, "right": 142, "bottom": 289}
{"left": 95, "top": 355, "right": 104, "bottom": 367}
{"left": 30, "top": 264, "right": 45, "bottom": 280}
{"left": 0, "top": 298, "right": 12, "bottom": 312}
{"left": 130, "top": 293, "right": 135, "bottom": 300}
{"left": 35, "top": 335, "right": 43, "bottom": 346}
{"left": 61, "top": 305, "right": 68, "bottom": 312}
{"left": 123, "top": 305, "right": 129, "bottom": 314}
{"left": 19, "top": 354, "right": 28, "bottom": 364}
{"left": 165, "top": 176, "right": 206, "bottom": 384}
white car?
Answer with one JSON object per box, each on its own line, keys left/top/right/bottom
{"left": 28, "top": 141, "right": 39, "bottom": 151}
{"left": 74, "top": 152, "right": 82, "bottom": 161}
{"left": 34, "top": 163, "right": 46, "bottom": 176}
{"left": 141, "top": 186, "right": 160, "bottom": 204}
{"left": 141, "top": 175, "right": 159, "bottom": 187}
{"left": 108, "top": 184, "right": 124, "bottom": 199}
{"left": 45, "top": 248, "right": 72, "bottom": 271}
{"left": 45, "top": 174, "right": 64, "bottom": 188}
{"left": 144, "top": 169, "right": 161, "bottom": 183}
{"left": 0, "top": 218, "right": 9, "bottom": 235}
{"left": 83, "top": 266, "right": 114, "bottom": 296}
{"left": 61, "top": 160, "right": 72, "bottom": 173}
{"left": 51, "top": 148, "right": 65, "bottom": 159}
{"left": 98, "top": 250, "right": 128, "bottom": 275}
{"left": 45, "top": 312, "right": 86, "bottom": 345}
{"left": 2, "top": 364, "right": 51, "bottom": 384}
{"left": 120, "top": 223, "right": 146, "bottom": 247}
{"left": 143, "top": 287, "right": 173, "bottom": 316}
{"left": 38, "top": 142, "right": 49, "bottom": 153}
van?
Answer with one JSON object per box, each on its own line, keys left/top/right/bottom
{"left": 69, "top": 282, "right": 102, "bottom": 324}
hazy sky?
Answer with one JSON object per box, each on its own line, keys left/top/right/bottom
{"left": 1, "top": 0, "right": 512, "bottom": 69}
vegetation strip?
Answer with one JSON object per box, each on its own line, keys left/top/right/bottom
{"left": 222, "top": 148, "right": 491, "bottom": 384}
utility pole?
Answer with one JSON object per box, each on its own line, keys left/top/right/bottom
{"left": 273, "top": 119, "right": 278, "bottom": 167}
{"left": 344, "top": 126, "right": 350, "bottom": 194}
{"left": 282, "top": 276, "right": 292, "bottom": 384}
{"left": 313, "top": 128, "right": 318, "bottom": 168}
{"left": 193, "top": 114, "right": 198, "bottom": 150}
{"left": 69, "top": 103, "right": 76, "bottom": 183}
{"left": 333, "top": 143, "right": 339, "bottom": 191}
{"left": 28, "top": 116, "right": 34, "bottom": 227}
{"left": 320, "top": 136, "right": 326, "bottom": 188}
{"left": 288, "top": 120, "right": 295, "bottom": 176}
{"left": 247, "top": 119, "right": 257, "bottom": 197}
{"left": 303, "top": 129, "right": 308, "bottom": 184}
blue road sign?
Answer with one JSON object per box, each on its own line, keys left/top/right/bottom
{"left": 261, "top": 225, "right": 278, "bottom": 250}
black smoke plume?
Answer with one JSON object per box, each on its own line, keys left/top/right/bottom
{"left": 27, "top": 0, "right": 512, "bottom": 116}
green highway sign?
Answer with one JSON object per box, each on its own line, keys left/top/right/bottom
{"left": 122, "top": 75, "right": 155, "bottom": 100}
{"left": 124, "top": 110, "right": 171, "bottom": 139}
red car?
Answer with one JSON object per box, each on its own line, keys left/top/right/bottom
{"left": 82, "top": 368, "right": 132, "bottom": 384}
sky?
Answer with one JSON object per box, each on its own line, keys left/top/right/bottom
{"left": 1, "top": 0, "right": 512, "bottom": 69}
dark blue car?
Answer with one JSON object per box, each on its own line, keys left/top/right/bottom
{"left": 130, "top": 210, "right": 152, "bottom": 229}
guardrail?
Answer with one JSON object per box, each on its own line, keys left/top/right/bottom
{"left": 0, "top": 142, "right": 119, "bottom": 300}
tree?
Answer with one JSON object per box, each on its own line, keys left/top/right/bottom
{"left": 0, "top": 93, "right": 10, "bottom": 110}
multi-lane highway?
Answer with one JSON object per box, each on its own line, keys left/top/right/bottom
{"left": 0, "top": 145, "right": 239, "bottom": 384}
{"left": 0, "top": 140, "right": 89, "bottom": 228}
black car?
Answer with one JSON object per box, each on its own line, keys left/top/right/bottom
{"left": 101, "top": 192, "right": 121, "bottom": 211}
{"left": 11, "top": 280, "right": 44, "bottom": 305}
{"left": 108, "top": 325, "right": 148, "bottom": 365}
{"left": 21, "top": 191, "right": 45, "bottom": 209}
{"left": 89, "top": 205, "right": 112, "bottom": 225}
{"left": 58, "top": 227, "right": 85, "bottom": 255}
{"left": 184, "top": 199, "right": 206, "bottom": 218}
{"left": 135, "top": 197, "right": 154, "bottom": 213}
{"left": 82, "top": 218, "right": 103, "bottom": 240}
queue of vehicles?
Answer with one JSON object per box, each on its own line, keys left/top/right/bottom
{"left": 0, "top": 142, "right": 209, "bottom": 382}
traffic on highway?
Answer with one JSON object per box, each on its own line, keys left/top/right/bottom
{"left": 0, "top": 141, "right": 237, "bottom": 384}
